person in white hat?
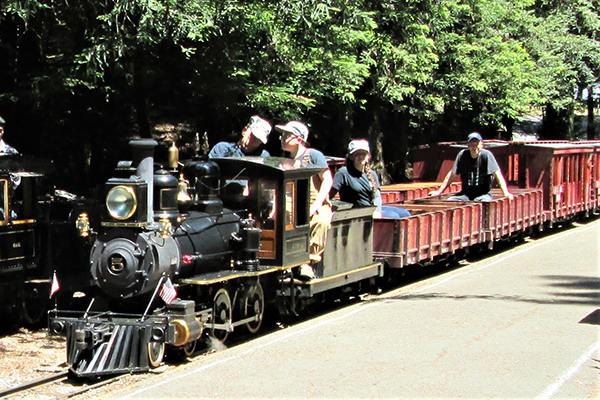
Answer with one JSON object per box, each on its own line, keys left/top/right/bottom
{"left": 209, "top": 115, "right": 272, "bottom": 158}
{"left": 430, "top": 132, "right": 513, "bottom": 201}
{"left": 330, "top": 139, "right": 409, "bottom": 219}
{"left": 277, "top": 120, "right": 332, "bottom": 280}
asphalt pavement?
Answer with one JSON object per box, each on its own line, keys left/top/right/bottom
{"left": 111, "top": 218, "right": 600, "bottom": 399}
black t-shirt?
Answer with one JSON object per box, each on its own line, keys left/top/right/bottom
{"left": 452, "top": 149, "right": 500, "bottom": 199}
{"left": 332, "top": 163, "right": 381, "bottom": 207}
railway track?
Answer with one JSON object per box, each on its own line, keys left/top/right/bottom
{"left": 0, "top": 371, "right": 121, "bottom": 399}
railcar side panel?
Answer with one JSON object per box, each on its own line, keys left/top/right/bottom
{"left": 373, "top": 202, "right": 483, "bottom": 269}
{"left": 380, "top": 182, "right": 461, "bottom": 204}
{"left": 482, "top": 189, "right": 545, "bottom": 240}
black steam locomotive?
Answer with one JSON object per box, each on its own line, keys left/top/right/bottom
{"left": 0, "top": 155, "right": 92, "bottom": 327}
{"left": 49, "top": 139, "right": 378, "bottom": 376}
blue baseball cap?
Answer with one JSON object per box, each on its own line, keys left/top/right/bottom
{"left": 467, "top": 132, "right": 483, "bottom": 141}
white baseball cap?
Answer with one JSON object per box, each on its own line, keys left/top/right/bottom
{"left": 348, "top": 139, "right": 370, "bottom": 154}
{"left": 275, "top": 121, "right": 309, "bottom": 143}
{"left": 247, "top": 115, "right": 272, "bottom": 144}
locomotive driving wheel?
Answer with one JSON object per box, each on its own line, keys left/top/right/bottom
{"left": 210, "top": 288, "right": 232, "bottom": 343}
{"left": 147, "top": 341, "right": 165, "bottom": 368}
{"left": 243, "top": 282, "right": 264, "bottom": 334}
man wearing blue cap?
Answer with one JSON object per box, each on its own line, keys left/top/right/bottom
{"left": 430, "top": 132, "right": 513, "bottom": 201}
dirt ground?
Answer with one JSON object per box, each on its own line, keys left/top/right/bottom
{"left": 0, "top": 328, "right": 66, "bottom": 391}
{"left": 0, "top": 327, "right": 155, "bottom": 398}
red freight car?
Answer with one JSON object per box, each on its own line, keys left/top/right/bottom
{"left": 411, "top": 140, "right": 600, "bottom": 223}
{"left": 373, "top": 188, "right": 544, "bottom": 269}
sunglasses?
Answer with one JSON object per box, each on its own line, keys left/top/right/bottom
{"left": 280, "top": 132, "right": 300, "bottom": 141}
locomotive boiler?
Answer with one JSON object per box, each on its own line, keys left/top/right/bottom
{"left": 89, "top": 139, "right": 259, "bottom": 302}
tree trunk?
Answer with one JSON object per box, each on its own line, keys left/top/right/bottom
{"left": 367, "top": 106, "right": 392, "bottom": 184}
{"left": 540, "top": 103, "right": 574, "bottom": 140}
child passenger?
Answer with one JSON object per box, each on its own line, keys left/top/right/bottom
{"left": 330, "top": 139, "right": 409, "bottom": 219}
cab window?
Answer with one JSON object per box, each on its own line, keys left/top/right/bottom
{"left": 285, "top": 181, "right": 294, "bottom": 230}
{"left": 223, "top": 178, "right": 250, "bottom": 198}
{"left": 259, "top": 181, "right": 277, "bottom": 231}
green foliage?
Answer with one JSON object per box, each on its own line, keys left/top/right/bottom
{"left": 1, "top": 0, "right": 599, "bottom": 186}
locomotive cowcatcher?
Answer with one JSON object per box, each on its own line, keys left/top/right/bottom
{"left": 49, "top": 139, "right": 382, "bottom": 376}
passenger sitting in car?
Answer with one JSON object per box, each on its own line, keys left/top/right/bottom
{"left": 330, "top": 139, "right": 409, "bottom": 219}
{"left": 429, "top": 132, "right": 513, "bottom": 201}
{"left": 278, "top": 120, "right": 332, "bottom": 281}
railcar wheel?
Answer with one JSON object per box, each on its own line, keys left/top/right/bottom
{"left": 182, "top": 340, "right": 197, "bottom": 357}
{"left": 211, "top": 288, "right": 232, "bottom": 343}
{"left": 148, "top": 341, "right": 165, "bottom": 368}
{"left": 243, "top": 282, "right": 264, "bottom": 334}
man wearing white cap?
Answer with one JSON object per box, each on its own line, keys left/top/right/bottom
{"left": 430, "top": 132, "right": 513, "bottom": 201}
{"left": 209, "top": 115, "right": 272, "bottom": 158}
{"left": 277, "top": 120, "right": 332, "bottom": 280}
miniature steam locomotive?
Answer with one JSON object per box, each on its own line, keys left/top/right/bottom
{"left": 49, "top": 139, "right": 379, "bottom": 376}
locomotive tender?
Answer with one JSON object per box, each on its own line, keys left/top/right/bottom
{"left": 49, "top": 138, "right": 600, "bottom": 377}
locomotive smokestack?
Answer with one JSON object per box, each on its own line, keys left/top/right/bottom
{"left": 130, "top": 139, "right": 158, "bottom": 223}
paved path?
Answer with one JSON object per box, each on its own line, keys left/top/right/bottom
{"left": 111, "top": 219, "right": 600, "bottom": 399}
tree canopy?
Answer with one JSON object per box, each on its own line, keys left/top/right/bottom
{"left": 1, "top": 0, "right": 598, "bottom": 188}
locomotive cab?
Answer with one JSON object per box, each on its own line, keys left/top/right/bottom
{"left": 214, "top": 157, "right": 322, "bottom": 268}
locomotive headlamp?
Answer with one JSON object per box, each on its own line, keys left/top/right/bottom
{"left": 106, "top": 186, "right": 138, "bottom": 220}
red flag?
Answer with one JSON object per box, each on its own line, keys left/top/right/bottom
{"left": 50, "top": 272, "right": 60, "bottom": 298}
{"left": 159, "top": 277, "right": 177, "bottom": 305}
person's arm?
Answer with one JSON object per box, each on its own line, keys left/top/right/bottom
{"left": 311, "top": 169, "right": 333, "bottom": 216}
{"left": 372, "top": 189, "right": 383, "bottom": 219}
{"left": 429, "top": 170, "right": 457, "bottom": 196}
{"left": 329, "top": 170, "right": 342, "bottom": 199}
{"left": 208, "top": 142, "right": 223, "bottom": 158}
{"left": 494, "top": 170, "right": 514, "bottom": 200}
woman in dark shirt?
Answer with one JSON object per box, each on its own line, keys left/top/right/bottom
{"left": 330, "top": 140, "right": 409, "bottom": 219}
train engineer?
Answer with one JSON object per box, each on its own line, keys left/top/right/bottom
{"left": 0, "top": 115, "right": 19, "bottom": 156}
{"left": 430, "top": 132, "right": 514, "bottom": 201}
{"left": 208, "top": 115, "right": 272, "bottom": 158}
{"left": 330, "top": 139, "right": 410, "bottom": 219}
{"left": 277, "top": 120, "right": 333, "bottom": 280}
